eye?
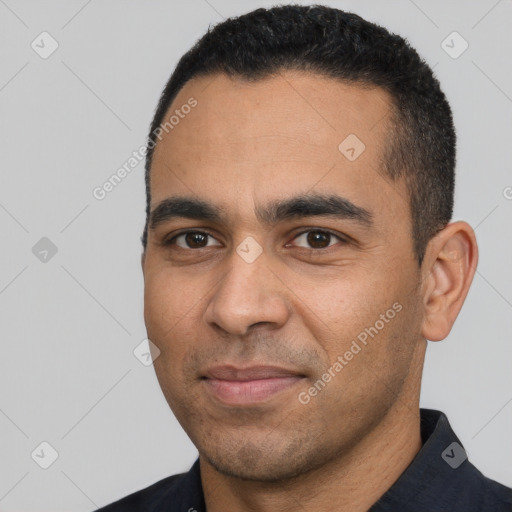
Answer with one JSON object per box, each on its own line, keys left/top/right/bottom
{"left": 164, "top": 231, "right": 222, "bottom": 249}
{"left": 289, "top": 229, "right": 346, "bottom": 250}
{"left": 162, "top": 228, "right": 347, "bottom": 251}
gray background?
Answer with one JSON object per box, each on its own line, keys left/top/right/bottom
{"left": 0, "top": 0, "right": 511, "bottom": 510}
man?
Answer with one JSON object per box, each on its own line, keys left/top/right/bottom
{"left": 97, "top": 4, "right": 512, "bottom": 511}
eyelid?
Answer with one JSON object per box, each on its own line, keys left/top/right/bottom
{"left": 161, "top": 227, "right": 349, "bottom": 250}
{"left": 161, "top": 229, "right": 221, "bottom": 248}
{"left": 287, "top": 228, "right": 349, "bottom": 248}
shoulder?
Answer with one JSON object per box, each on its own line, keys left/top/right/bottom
{"left": 424, "top": 409, "right": 512, "bottom": 511}
{"left": 374, "top": 409, "right": 512, "bottom": 512}
{"left": 479, "top": 472, "right": 512, "bottom": 511}
{"left": 94, "top": 471, "right": 187, "bottom": 511}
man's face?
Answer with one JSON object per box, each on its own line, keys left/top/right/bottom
{"left": 142, "top": 71, "right": 426, "bottom": 481}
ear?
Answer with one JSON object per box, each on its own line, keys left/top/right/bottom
{"left": 420, "top": 221, "right": 478, "bottom": 341}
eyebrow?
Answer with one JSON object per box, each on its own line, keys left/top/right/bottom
{"left": 149, "top": 193, "right": 373, "bottom": 231}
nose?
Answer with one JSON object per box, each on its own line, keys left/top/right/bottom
{"left": 204, "top": 246, "right": 291, "bottom": 337}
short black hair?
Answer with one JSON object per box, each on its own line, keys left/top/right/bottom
{"left": 141, "top": 4, "right": 456, "bottom": 267}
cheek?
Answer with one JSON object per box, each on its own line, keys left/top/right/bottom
{"left": 144, "top": 266, "right": 192, "bottom": 329}
{"left": 143, "top": 274, "right": 194, "bottom": 368}
{"left": 300, "top": 267, "right": 413, "bottom": 365}
{"left": 144, "top": 278, "right": 194, "bottom": 405}
{"left": 294, "top": 274, "right": 383, "bottom": 343}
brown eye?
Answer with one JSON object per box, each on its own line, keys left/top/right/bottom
{"left": 184, "top": 232, "right": 208, "bottom": 248}
{"left": 292, "top": 230, "right": 344, "bottom": 249}
{"left": 166, "top": 231, "right": 222, "bottom": 249}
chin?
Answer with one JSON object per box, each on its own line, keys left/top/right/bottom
{"left": 200, "top": 433, "right": 333, "bottom": 483}
{"left": 207, "top": 456, "right": 309, "bottom": 482}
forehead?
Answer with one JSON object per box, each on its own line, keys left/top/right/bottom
{"left": 149, "top": 71, "right": 409, "bottom": 234}
{"left": 153, "top": 70, "right": 393, "bottom": 157}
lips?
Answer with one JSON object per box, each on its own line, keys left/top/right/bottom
{"left": 201, "top": 365, "right": 306, "bottom": 405}
{"left": 203, "top": 365, "right": 304, "bottom": 381}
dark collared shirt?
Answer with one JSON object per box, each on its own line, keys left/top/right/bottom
{"left": 96, "top": 409, "right": 512, "bottom": 511}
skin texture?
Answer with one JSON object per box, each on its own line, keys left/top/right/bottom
{"left": 141, "top": 71, "right": 478, "bottom": 511}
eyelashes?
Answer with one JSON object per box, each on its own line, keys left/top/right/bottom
{"left": 162, "top": 228, "right": 348, "bottom": 251}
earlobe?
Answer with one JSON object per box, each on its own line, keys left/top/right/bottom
{"left": 141, "top": 251, "right": 146, "bottom": 277}
{"left": 420, "top": 221, "right": 478, "bottom": 342}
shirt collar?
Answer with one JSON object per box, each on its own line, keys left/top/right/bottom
{"left": 369, "top": 408, "right": 461, "bottom": 510}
